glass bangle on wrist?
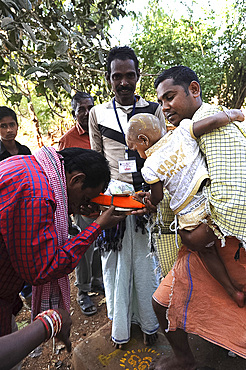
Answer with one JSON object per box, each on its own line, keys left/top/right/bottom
{"left": 34, "top": 309, "right": 63, "bottom": 341}
{"left": 223, "top": 107, "right": 232, "bottom": 123}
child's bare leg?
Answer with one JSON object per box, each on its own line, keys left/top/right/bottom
{"left": 199, "top": 245, "right": 244, "bottom": 307}
{"left": 179, "top": 224, "right": 245, "bottom": 307}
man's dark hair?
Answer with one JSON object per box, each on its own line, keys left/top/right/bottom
{"left": 106, "top": 46, "right": 139, "bottom": 76}
{"left": 0, "top": 106, "right": 18, "bottom": 125}
{"left": 58, "top": 147, "right": 110, "bottom": 191}
{"left": 71, "top": 91, "right": 94, "bottom": 114}
{"left": 154, "top": 65, "right": 202, "bottom": 98}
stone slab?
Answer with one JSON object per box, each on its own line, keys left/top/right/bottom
{"left": 72, "top": 321, "right": 246, "bottom": 370}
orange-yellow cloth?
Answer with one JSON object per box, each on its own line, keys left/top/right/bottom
{"left": 153, "top": 237, "right": 246, "bottom": 358}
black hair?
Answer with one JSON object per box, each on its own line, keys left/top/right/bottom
{"left": 0, "top": 106, "right": 18, "bottom": 125}
{"left": 154, "top": 65, "right": 202, "bottom": 98}
{"left": 106, "top": 46, "right": 139, "bottom": 76}
{"left": 71, "top": 91, "right": 94, "bottom": 115}
{"left": 58, "top": 147, "right": 110, "bottom": 191}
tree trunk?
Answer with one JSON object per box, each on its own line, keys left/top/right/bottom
{"left": 27, "top": 101, "right": 44, "bottom": 148}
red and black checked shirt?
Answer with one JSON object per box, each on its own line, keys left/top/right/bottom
{"left": 0, "top": 155, "right": 101, "bottom": 336}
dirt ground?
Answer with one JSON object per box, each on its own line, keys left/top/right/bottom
{"left": 16, "top": 271, "right": 109, "bottom": 370}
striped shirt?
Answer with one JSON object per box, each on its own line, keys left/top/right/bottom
{"left": 0, "top": 155, "right": 101, "bottom": 336}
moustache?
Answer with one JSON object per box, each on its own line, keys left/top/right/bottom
{"left": 117, "top": 86, "right": 133, "bottom": 92}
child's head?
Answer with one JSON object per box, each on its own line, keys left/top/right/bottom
{"left": 0, "top": 106, "right": 18, "bottom": 142}
{"left": 126, "top": 113, "right": 165, "bottom": 159}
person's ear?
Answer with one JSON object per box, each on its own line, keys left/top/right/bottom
{"left": 189, "top": 81, "right": 200, "bottom": 98}
{"left": 136, "top": 68, "right": 140, "bottom": 81}
{"left": 69, "top": 173, "right": 86, "bottom": 188}
{"left": 137, "top": 134, "right": 149, "bottom": 147}
{"left": 105, "top": 71, "right": 110, "bottom": 84}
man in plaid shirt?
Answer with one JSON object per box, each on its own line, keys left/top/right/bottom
{"left": 0, "top": 147, "right": 124, "bottom": 337}
{"left": 147, "top": 66, "right": 246, "bottom": 370}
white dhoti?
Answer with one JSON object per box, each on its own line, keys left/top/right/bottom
{"left": 101, "top": 215, "right": 159, "bottom": 344}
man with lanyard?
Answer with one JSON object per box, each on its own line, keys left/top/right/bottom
{"left": 89, "top": 46, "right": 165, "bottom": 347}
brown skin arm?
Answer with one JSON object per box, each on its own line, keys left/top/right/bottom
{"left": 193, "top": 109, "right": 244, "bottom": 138}
{"left": 0, "top": 309, "right": 72, "bottom": 370}
{"left": 149, "top": 181, "right": 164, "bottom": 206}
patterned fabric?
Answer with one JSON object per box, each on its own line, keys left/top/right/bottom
{"left": 153, "top": 190, "right": 181, "bottom": 277}
{"left": 152, "top": 102, "right": 246, "bottom": 359}
{"left": 32, "top": 146, "right": 70, "bottom": 319}
{"left": 143, "top": 119, "right": 209, "bottom": 213}
{"left": 0, "top": 153, "right": 101, "bottom": 336}
{"left": 195, "top": 103, "right": 246, "bottom": 246}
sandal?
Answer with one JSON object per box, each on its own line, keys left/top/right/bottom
{"left": 78, "top": 293, "right": 97, "bottom": 316}
{"left": 91, "top": 283, "right": 105, "bottom": 295}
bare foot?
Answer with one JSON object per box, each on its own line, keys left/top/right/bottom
{"left": 143, "top": 332, "right": 158, "bottom": 345}
{"left": 110, "top": 337, "right": 123, "bottom": 349}
{"left": 232, "top": 290, "right": 245, "bottom": 308}
{"left": 148, "top": 355, "right": 196, "bottom": 370}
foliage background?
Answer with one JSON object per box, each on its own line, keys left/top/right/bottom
{"left": 0, "top": 0, "right": 245, "bottom": 149}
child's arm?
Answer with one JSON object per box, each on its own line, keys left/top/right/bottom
{"left": 193, "top": 108, "right": 244, "bottom": 138}
{"left": 149, "top": 181, "right": 164, "bottom": 206}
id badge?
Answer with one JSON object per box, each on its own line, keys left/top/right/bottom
{"left": 118, "top": 158, "right": 137, "bottom": 174}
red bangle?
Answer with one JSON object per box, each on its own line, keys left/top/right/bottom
{"left": 35, "top": 316, "right": 51, "bottom": 341}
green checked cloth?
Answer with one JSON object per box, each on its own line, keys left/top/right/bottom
{"left": 195, "top": 103, "right": 246, "bottom": 246}
{"left": 153, "top": 190, "right": 181, "bottom": 277}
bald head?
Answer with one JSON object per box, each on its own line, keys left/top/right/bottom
{"left": 126, "top": 113, "right": 165, "bottom": 159}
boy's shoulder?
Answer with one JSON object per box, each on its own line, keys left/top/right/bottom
{"left": 193, "top": 102, "right": 221, "bottom": 121}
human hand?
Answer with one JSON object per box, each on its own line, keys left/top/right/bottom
{"left": 224, "top": 108, "right": 245, "bottom": 123}
{"left": 79, "top": 203, "right": 99, "bottom": 216}
{"left": 131, "top": 191, "right": 157, "bottom": 215}
{"left": 55, "top": 309, "right": 72, "bottom": 352}
{"left": 95, "top": 206, "right": 126, "bottom": 229}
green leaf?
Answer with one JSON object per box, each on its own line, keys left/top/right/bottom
{"left": 10, "top": 59, "right": 18, "bottom": 72}
{"left": 17, "top": 320, "right": 29, "bottom": 329}
{"left": 21, "top": 23, "right": 37, "bottom": 43}
{"left": 0, "top": 73, "right": 8, "bottom": 81}
{"left": 98, "top": 49, "right": 104, "bottom": 65}
{"left": 35, "top": 82, "right": 45, "bottom": 96}
{"left": 65, "top": 11, "right": 74, "bottom": 21}
{"left": 8, "top": 85, "right": 15, "bottom": 93}
{"left": 0, "top": 56, "right": 4, "bottom": 69}
{"left": 1, "top": 17, "right": 14, "bottom": 29}
{"left": 44, "top": 79, "right": 56, "bottom": 92}
{"left": 54, "top": 41, "right": 68, "bottom": 56}
{"left": 57, "top": 71, "right": 70, "bottom": 80}
{"left": 60, "top": 80, "right": 71, "bottom": 93}
{"left": 49, "top": 61, "right": 68, "bottom": 73}
{"left": 49, "top": 30, "right": 58, "bottom": 42}
{"left": 25, "top": 66, "right": 45, "bottom": 76}
{"left": 44, "top": 46, "right": 56, "bottom": 59}
{"left": 17, "top": 0, "right": 32, "bottom": 11}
